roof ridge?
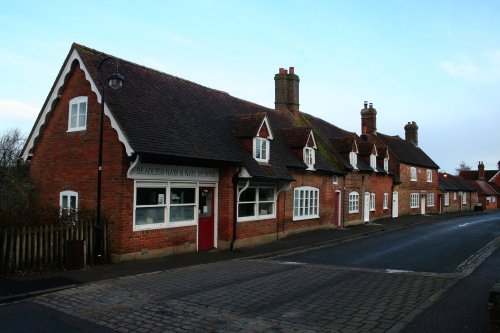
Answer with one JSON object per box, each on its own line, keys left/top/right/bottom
{"left": 73, "top": 42, "right": 279, "bottom": 113}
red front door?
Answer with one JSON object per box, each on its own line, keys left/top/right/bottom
{"left": 198, "top": 187, "right": 215, "bottom": 250}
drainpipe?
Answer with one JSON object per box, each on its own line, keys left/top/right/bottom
{"left": 230, "top": 168, "right": 248, "bottom": 251}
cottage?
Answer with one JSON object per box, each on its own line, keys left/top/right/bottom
{"left": 21, "top": 44, "right": 346, "bottom": 262}
{"left": 438, "top": 173, "right": 478, "bottom": 213}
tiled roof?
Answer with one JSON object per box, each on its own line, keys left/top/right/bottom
{"left": 280, "top": 127, "right": 312, "bottom": 148}
{"left": 471, "top": 180, "right": 499, "bottom": 196}
{"left": 377, "top": 133, "right": 439, "bottom": 169}
{"left": 460, "top": 170, "right": 500, "bottom": 182}
{"left": 438, "top": 173, "right": 476, "bottom": 192}
{"left": 62, "top": 44, "right": 341, "bottom": 181}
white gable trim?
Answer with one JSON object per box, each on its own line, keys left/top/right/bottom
{"left": 257, "top": 116, "right": 274, "bottom": 140}
{"left": 372, "top": 144, "right": 378, "bottom": 156}
{"left": 21, "top": 48, "right": 133, "bottom": 160}
{"left": 307, "top": 130, "right": 317, "bottom": 149}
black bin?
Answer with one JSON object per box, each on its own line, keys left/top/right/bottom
{"left": 66, "top": 240, "right": 86, "bottom": 270}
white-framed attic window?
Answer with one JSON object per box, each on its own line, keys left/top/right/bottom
{"left": 253, "top": 116, "right": 273, "bottom": 163}
{"left": 68, "top": 96, "right": 88, "bottom": 132}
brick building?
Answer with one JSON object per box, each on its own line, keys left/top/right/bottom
{"left": 20, "top": 43, "right": 445, "bottom": 261}
{"left": 21, "top": 44, "right": 347, "bottom": 262}
{"left": 353, "top": 102, "right": 440, "bottom": 217}
{"left": 460, "top": 162, "right": 500, "bottom": 209}
{"left": 438, "top": 173, "right": 478, "bottom": 213}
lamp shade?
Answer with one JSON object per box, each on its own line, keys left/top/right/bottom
{"left": 108, "top": 72, "right": 124, "bottom": 90}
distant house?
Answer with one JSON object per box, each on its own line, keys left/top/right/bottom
{"left": 438, "top": 173, "right": 478, "bottom": 213}
{"left": 350, "top": 102, "right": 440, "bottom": 217}
{"left": 460, "top": 162, "right": 499, "bottom": 210}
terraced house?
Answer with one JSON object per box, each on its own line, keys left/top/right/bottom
{"left": 21, "top": 43, "right": 442, "bottom": 261}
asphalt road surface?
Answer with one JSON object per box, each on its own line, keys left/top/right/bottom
{"left": 277, "top": 212, "right": 500, "bottom": 274}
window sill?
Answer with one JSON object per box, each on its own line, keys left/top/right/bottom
{"left": 133, "top": 221, "right": 196, "bottom": 231}
{"left": 292, "top": 215, "right": 319, "bottom": 221}
{"left": 67, "top": 127, "right": 86, "bottom": 133}
{"left": 237, "top": 215, "right": 276, "bottom": 222}
{"left": 348, "top": 211, "right": 359, "bottom": 214}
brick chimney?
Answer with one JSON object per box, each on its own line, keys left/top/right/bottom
{"left": 361, "top": 101, "right": 377, "bottom": 134}
{"left": 498, "top": 161, "right": 500, "bottom": 170}
{"left": 404, "top": 121, "right": 418, "bottom": 146}
{"left": 275, "top": 67, "right": 299, "bottom": 114}
{"left": 478, "top": 161, "right": 485, "bottom": 180}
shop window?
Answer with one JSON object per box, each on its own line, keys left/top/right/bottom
{"left": 293, "top": 186, "right": 319, "bottom": 220}
{"left": 134, "top": 183, "right": 197, "bottom": 230}
{"left": 349, "top": 191, "right": 359, "bottom": 213}
{"left": 68, "top": 96, "right": 88, "bottom": 132}
{"left": 237, "top": 185, "right": 275, "bottom": 221}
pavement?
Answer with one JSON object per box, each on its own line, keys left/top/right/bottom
{"left": 0, "top": 210, "right": 493, "bottom": 304}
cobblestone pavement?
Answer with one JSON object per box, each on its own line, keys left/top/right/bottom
{"left": 34, "top": 258, "right": 457, "bottom": 332}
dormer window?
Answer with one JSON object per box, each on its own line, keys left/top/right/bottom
{"left": 349, "top": 152, "right": 357, "bottom": 169}
{"left": 68, "top": 96, "right": 88, "bottom": 132}
{"left": 370, "top": 154, "right": 377, "bottom": 171}
{"left": 384, "top": 157, "right": 389, "bottom": 172}
{"left": 304, "top": 147, "right": 315, "bottom": 170}
{"left": 253, "top": 137, "right": 269, "bottom": 162}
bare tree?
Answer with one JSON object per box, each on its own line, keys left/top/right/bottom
{"left": 456, "top": 161, "right": 471, "bottom": 175}
{"left": 0, "top": 128, "right": 24, "bottom": 169}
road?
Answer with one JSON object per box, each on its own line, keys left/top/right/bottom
{"left": 277, "top": 212, "right": 500, "bottom": 273}
{"left": 1, "top": 212, "right": 499, "bottom": 332}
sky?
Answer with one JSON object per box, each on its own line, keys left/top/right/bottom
{"left": 1, "top": 0, "right": 499, "bottom": 173}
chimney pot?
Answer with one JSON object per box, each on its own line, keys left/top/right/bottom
{"left": 279, "top": 68, "right": 286, "bottom": 74}
{"left": 364, "top": 101, "right": 368, "bottom": 108}
{"left": 289, "top": 67, "right": 294, "bottom": 74}
{"left": 369, "top": 103, "right": 373, "bottom": 108}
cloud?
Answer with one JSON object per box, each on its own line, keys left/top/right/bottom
{"left": 0, "top": 100, "right": 38, "bottom": 134}
{"left": 440, "top": 50, "right": 500, "bottom": 82}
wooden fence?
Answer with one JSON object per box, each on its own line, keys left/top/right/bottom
{"left": 0, "top": 219, "right": 103, "bottom": 274}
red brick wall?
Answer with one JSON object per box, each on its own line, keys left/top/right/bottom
{"left": 440, "top": 191, "right": 477, "bottom": 213}
{"left": 343, "top": 171, "right": 393, "bottom": 226}
{"left": 397, "top": 164, "right": 439, "bottom": 216}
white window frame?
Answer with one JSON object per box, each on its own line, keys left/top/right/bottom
{"left": 349, "top": 152, "right": 357, "bottom": 169}
{"left": 410, "top": 167, "right": 417, "bottom": 181}
{"left": 453, "top": 192, "right": 457, "bottom": 200}
{"left": 332, "top": 175, "right": 338, "bottom": 184}
{"left": 370, "top": 193, "right": 376, "bottom": 211}
{"left": 134, "top": 182, "right": 198, "bottom": 231}
{"left": 60, "top": 190, "right": 78, "bottom": 213}
{"left": 253, "top": 137, "right": 270, "bottom": 163}
{"left": 426, "top": 169, "right": 432, "bottom": 182}
{"left": 410, "top": 193, "right": 419, "bottom": 208}
{"left": 293, "top": 186, "right": 320, "bottom": 221}
{"left": 237, "top": 184, "right": 276, "bottom": 222}
{"left": 349, "top": 191, "right": 359, "bottom": 213}
{"left": 444, "top": 192, "right": 450, "bottom": 206}
{"left": 493, "top": 196, "right": 496, "bottom": 203}
{"left": 427, "top": 193, "right": 435, "bottom": 207}
{"left": 383, "top": 193, "right": 388, "bottom": 209}
{"left": 370, "top": 154, "right": 377, "bottom": 170}
{"left": 303, "top": 147, "right": 315, "bottom": 170}
{"left": 68, "top": 96, "right": 88, "bottom": 132}
{"left": 384, "top": 158, "right": 389, "bottom": 172}
{"left": 462, "top": 192, "right": 467, "bottom": 205}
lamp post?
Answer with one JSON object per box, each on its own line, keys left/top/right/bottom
{"left": 95, "top": 57, "right": 124, "bottom": 263}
